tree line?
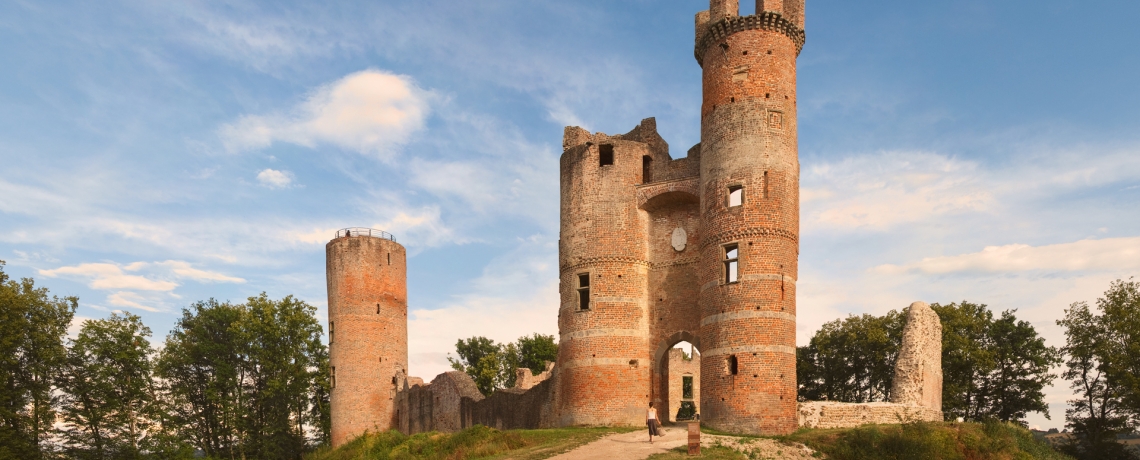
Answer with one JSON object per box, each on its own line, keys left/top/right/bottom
{"left": 0, "top": 262, "right": 328, "bottom": 460}
{"left": 797, "top": 278, "right": 1140, "bottom": 460}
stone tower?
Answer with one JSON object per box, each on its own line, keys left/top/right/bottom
{"left": 695, "top": 0, "right": 804, "bottom": 434}
{"left": 326, "top": 228, "right": 408, "bottom": 447}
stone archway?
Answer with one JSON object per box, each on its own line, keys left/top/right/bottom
{"left": 653, "top": 331, "right": 701, "bottom": 422}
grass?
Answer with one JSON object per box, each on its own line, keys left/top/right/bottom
{"left": 305, "top": 425, "right": 636, "bottom": 460}
{"left": 780, "top": 420, "right": 1073, "bottom": 460}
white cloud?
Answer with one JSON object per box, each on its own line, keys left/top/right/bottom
{"left": 256, "top": 168, "right": 293, "bottom": 188}
{"left": 876, "top": 236, "right": 1140, "bottom": 275}
{"left": 803, "top": 151, "right": 994, "bottom": 231}
{"left": 38, "top": 260, "right": 245, "bottom": 292}
{"left": 107, "top": 291, "right": 162, "bottom": 312}
{"left": 40, "top": 263, "right": 179, "bottom": 291}
{"left": 151, "top": 260, "right": 246, "bottom": 283}
{"left": 220, "top": 70, "right": 432, "bottom": 159}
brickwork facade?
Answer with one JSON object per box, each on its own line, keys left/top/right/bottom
{"left": 327, "top": 232, "right": 408, "bottom": 447}
{"left": 557, "top": 0, "right": 805, "bottom": 435}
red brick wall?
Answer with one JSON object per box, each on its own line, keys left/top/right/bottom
{"left": 326, "top": 235, "right": 408, "bottom": 447}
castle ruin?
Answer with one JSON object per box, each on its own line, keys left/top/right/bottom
{"left": 326, "top": 1, "right": 942, "bottom": 447}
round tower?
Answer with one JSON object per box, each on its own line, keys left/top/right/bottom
{"left": 558, "top": 128, "right": 653, "bottom": 426}
{"left": 326, "top": 228, "right": 408, "bottom": 447}
{"left": 694, "top": 0, "right": 804, "bottom": 434}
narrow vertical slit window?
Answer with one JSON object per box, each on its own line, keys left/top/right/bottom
{"left": 377, "top": 303, "right": 381, "bottom": 314}
{"left": 331, "top": 367, "right": 336, "bottom": 389}
{"left": 763, "top": 171, "right": 769, "bottom": 199}
{"left": 728, "top": 355, "right": 739, "bottom": 375}
{"left": 577, "top": 273, "right": 591, "bottom": 310}
{"left": 642, "top": 155, "right": 653, "bottom": 183}
{"left": 683, "top": 376, "right": 694, "bottom": 399}
{"left": 388, "top": 253, "right": 391, "bottom": 265}
{"left": 724, "top": 244, "right": 739, "bottom": 283}
{"left": 599, "top": 145, "right": 614, "bottom": 166}
{"left": 728, "top": 185, "right": 743, "bottom": 207}
{"left": 329, "top": 321, "right": 334, "bottom": 344}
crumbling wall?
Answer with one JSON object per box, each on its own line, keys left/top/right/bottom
{"left": 398, "top": 371, "right": 484, "bottom": 435}
{"left": 463, "top": 368, "right": 561, "bottom": 430}
{"left": 798, "top": 402, "right": 942, "bottom": 429}
{"left": 797, "top": 301, "right": 943, "bottom": 429}
{"left": 514, "top": 362, "right": 554, "bottom": 391}
{"left": 891, "top": 301, "right": 943, "bottom": 411}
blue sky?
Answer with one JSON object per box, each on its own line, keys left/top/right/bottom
{"left": 2, "top": 0, "right": 1138, "bottom": 429}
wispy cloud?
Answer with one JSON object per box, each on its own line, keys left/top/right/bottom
{"left": 876, "top": 237, "right": 1140, "bottom": 274}
{"left": 219, "top": 70, "right": 432, "bottom": 159}
{"left": 40, "top": 263, "right": 179, "bottom": 291}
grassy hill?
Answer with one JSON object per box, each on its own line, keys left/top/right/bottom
{"left": 781, "top": 420, "right": 1072, "bottom": 460}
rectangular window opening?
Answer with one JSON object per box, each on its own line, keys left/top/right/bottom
{"left": 577, "top": 273, "right": 591, "bottom": 310}
{"left": 724, "top": 244, "right": 739, "bottom": 284}
{"left": 329, "top": 321, "right": 334, "bottom": 344}
{"left": 642, "top": 155, "right": 653, "bottom": 183}
{"left": 682, "top": 376, "right": 694, "bottom": 399}
{"left": 599, "top": 144, "right": 614, "bottom": 166}
{"left": 728, "top": 355, "right": 739, "bottom": 375}
{"left": 728, "top": 185, "right": 743, "bottom": 207}
{"left": 388, "top": 253, "right": 391, "bottom": 265}
{"left": 331, "top": 367, "right": 336, "bottom": 389}
{"left": 377, "top": 303, "right": 381, "bottom": 314}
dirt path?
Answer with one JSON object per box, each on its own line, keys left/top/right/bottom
{"left": 545, "top": 426, "right": 816, "bottom": 460}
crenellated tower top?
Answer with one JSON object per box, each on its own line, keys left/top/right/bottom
{"left": 695, "top": 0, "right": 805, "bottom": 66}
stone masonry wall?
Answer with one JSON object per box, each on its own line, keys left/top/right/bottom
{"left": 798, "top": 402, "right": 943, "bottom": 429}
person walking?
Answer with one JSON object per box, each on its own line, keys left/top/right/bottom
{"left": 647, "top": 402, "right": 660, "bottom": 442}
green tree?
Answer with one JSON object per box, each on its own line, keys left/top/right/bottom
{"left": 237, "top": 293, "right": 329, "bottom": 459}
{"left": 57, "top": 313, "right": 158, "bottom": 459}
{"left": 0, "top": 261, "right": 77, "bottom": 460}
{"left": 797, "top": 311, "right": 905, "bottom": 403}
{"left": 516, "top": 333, "right": 558, "bottom": 376}
{"left": 448, "top": 337, "right": 504, "bottom": 396}
{"left": 448, "top": 334, "right": 559, "bottom": 397}
{"left": 1057, "top": 279, "right": 1140, "bottom": 460}
{"left": 932, "top": 302, "right": 1060, "bottom": 423}
{"left": 155, "top": 299, "right": 246, "bottom": 458}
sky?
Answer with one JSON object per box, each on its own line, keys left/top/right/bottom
{"left": 2, "top": 0, "right": 1139, "bottom": 430}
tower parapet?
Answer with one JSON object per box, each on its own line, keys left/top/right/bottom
{"left": 327, "top": 229, "right": 408, "bottom": 447}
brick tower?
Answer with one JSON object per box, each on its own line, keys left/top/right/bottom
{"left": 695, "top": 0, "right": 804, "bottom": 434}
{"left": 326, "top": 228, "right": 408, "bottom": 447}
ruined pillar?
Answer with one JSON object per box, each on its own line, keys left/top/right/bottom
{"left": 891, "top": 301, "right": 943, "bottom": 412}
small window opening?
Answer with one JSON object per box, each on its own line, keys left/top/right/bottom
{"left": 331, "top": 367, "right": 336, "bottom": 388}
{"left": 724, "top": 244, "right": 739, "bottom": 283}
{"left": 642, "top": 155, "right": 653, "bottom": 183}
{"left": 599, "top": 144, "right": 614, "bottom": 166}
{"left": 682, "top": 376, "right": 694, "bottom": 399}
{"left": 763, "top": 171, "right": 770, "bottom": 198}
{"left": 329, "top": 322, "right": 334, "bottom": 344}
{"left": 388, "top": 253, "right": 391, "bottom": 265}
{"left": 728, "top": 185, "right": 743, "bottom": 207}
{"left": 377, "top": 303, "right": 381, "bottom": 314}
{"left": 728, "top": 355, "right": 739, "bottom": 375}
{"left": 765, "top": 93, "right": 770, "bottom": 98}
{"left": 577, "top": 273, "right": 591, "bottom": 310}
{"left": 392, "top": 376, "right": 397, "bottom": 385}
{"left": 743, "top": 50, "right": 749, "bottom": 55}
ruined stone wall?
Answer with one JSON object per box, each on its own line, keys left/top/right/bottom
{"left": 666, "top": 348, "right": 701, "bottom": 422}
{"left": 515, "top": 362, "right": 555, "bottom": 391}
{"left": 326, "top": 233, "right": 407, "bottom": 447}
{"left": 797, "top": 402, "right": 942, "bottom": 429}
{"left": 891, "top": 301, "right": 943, "bottom": 411}
{"left": 695, "top": 0, "right": 802, "bottom": 435}
{"left": 397, "top": 372, "right": 484, "bottom": 435}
